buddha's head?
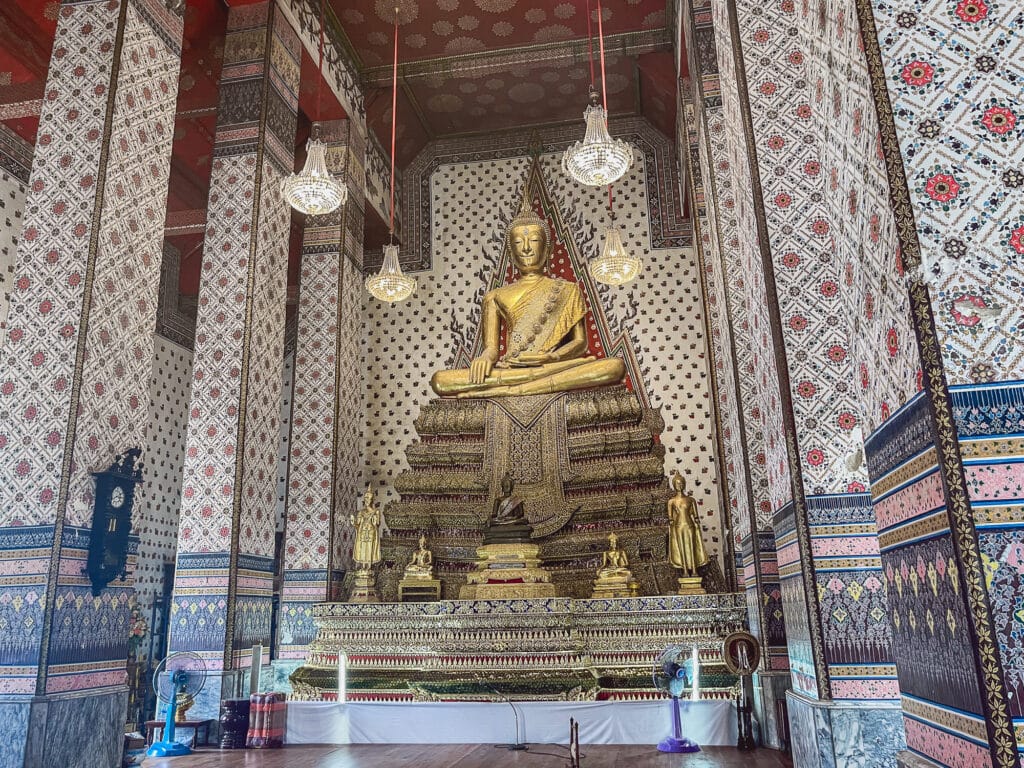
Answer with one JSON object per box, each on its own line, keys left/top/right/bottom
{"left": 671, "top": 471, "right": 686, "bottom": 493}
{"left": 500, "top": 472, "right": 514, "bottom": 495}
{"left": 363, "top": 486, "right": 375, "bottom": 506}
{"left": 507, "top": 195, "right": 552, "bottom": 275}
{"left": 418, "top": 534, "right": 427, "bottom": 549}
{"left": 608, "top": 533, "right": 619, "bottom": 548}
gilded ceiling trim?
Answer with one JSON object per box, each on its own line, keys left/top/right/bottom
{"left": 854, "top": 1, "right": 1018, "bottom": 764}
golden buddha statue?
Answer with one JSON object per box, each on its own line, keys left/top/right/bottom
{"left": 430, "top": 197, "right": 625, "bottom": 398}
{"left": 667, "top": 471, "right": 709, "bottom": 594}
{"left": 404, "top": 535, "right": 434, "bottom": 580}
{"left": 349, "top": 488, "right": 385, "bottom": 603}
{"left": 591, "top": 533, "right": 639, "bottom": 599}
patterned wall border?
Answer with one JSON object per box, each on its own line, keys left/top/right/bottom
{"left": 854, "top": 1, "right": 1018, "bottom": 764}
{"left": 390, "top": 116, "right": 692, "bottom": 273}
{"left": 0, "top": 124, "right": 32, "bottom": 184}
{"left": 724, "top": 0, "right": 830, "bottom": 701}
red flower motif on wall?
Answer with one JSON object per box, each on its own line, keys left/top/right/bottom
{"left": 782, "top": 251, "right": 801, "bottom": 267}
{"left": 811, "top": 219, "right": 830, "bottom": 235}
{"left": 775, "top": 193, "right": 792, "bottom": 208}
{"left": 901, "top": 60, "right": 935, "bottom": 86}
{"left": 789, "top": 315, "right": 808, "bottom": 331}
{"left": 754, "top": 28, "right": 770, "bottom": 43}
{"left": 949, "top": 294, "right": 987, "bottom": 326}
{"left": 925, "top": 173, "right": 960, "bottom": 202}
{"left": 837, "top": 412, "right": 857, "bottom": 430}
{"left": 807, "top": 449, "right": 825, "bottom": 466}
{"left": 803, "top": 160, "right": 820, "bottom": 176}
{"left": 981, "top": 105, "right": 1016, "bottom": 135}
{"left": 767, "top": 134, "right": 786, "bottom": 150}
{"left": 820, "top": 280, "right": 838, "bottom": 297}
{"left": 796, "top": 104, "right": 812, "bottom": 119}
{"left": 796, "top": 380, "right": 817, "bottom": 398}
{"left": 827, "top": 345, "right": 847, "bottom": 362}
{"left": 955, "top": 0, "right": 988, "bottom": 22}
{"left": 1010, "top": 225, "right": 1024, "bottom": 254}
{"left": 886, "top": 327, "right": 899, "bottom": 356}
{"left": 760, "top": 81, "right": 778, "bottom": 95}
{"left": 860, "top": 363, "right": 870, "bottom": 390}
{"left": 788, "top": 50, "right": 804, "bottom": 66}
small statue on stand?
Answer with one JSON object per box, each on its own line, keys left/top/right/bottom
{"left": 399, "top": 535, "right": 441, "bottom": 602}
{"left": 349, "top": 487, "right": 385, "bottom": 603}
{"left": 591, "top": 533, "right": 640, "bottom": 598}
{"left": 482, "top": 473, "right": 534, "bottom": 545}
{"left": 667, "top": 471, "right": 709, "bottom": 595}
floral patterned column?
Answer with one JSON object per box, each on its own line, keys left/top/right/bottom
{"left": 167, "top": 0, "right": 299, "bottom": 716}
{"left": 278, "top": 119, "right": 366, "bottom": 663}
{"left": 857, "top": 0, "right": 1024, "bottom": 765}
{"left": 0, "top": 1, "right": 183, "bottom": 765}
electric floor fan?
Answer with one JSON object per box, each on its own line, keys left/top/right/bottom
{"left": 146, "top": 651, "right": 207, "bottom": 758}
{"left": 652, "top": 645, "right": 700, "bottom": 754}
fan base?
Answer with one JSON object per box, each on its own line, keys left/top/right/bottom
{"left": 657, "top": 736, "right": 700, "bottom": 754}
{"left": 146, "top": 741, "right": 192, "bottom": 758}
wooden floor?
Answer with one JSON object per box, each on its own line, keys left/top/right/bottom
{"left": 144, "top": 744, "right": 793, "bottom": 768}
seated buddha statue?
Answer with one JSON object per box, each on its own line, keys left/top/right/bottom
{"left": 592, "top": 533, "right": 639, "bottom": 598}
{"left": 403, "top": 535, "right": 435, "bottom": 581}
{"left": 430, "top": 197, "right": 626, "bottom": 398}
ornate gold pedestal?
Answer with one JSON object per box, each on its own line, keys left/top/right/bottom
{"left": 398, "top": 577, "right": 441, "bottom": 602}
{"left": 349, "top": 569, "right": 380, "bottom": 604}
{"left": 677, "top": 576, "right": 705, "bottom": 596}
{"left": 460, "top": 543, "right": 556, "bottom": 600}
{"left": 591, "top": 574, "right": 639, "bottom": 599}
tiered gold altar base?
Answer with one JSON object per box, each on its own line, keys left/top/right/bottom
{"left": 290, "top": 593, "right": 746, "bottom": 702}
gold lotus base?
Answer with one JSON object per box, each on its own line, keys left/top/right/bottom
{"left": 349, "top": 569, "right": 380, "bottom": 604}
{"left": 677, "top": 576, "right": 705, "bottom": 596}
{"left": 591, "top": 574, "right": 640, "bottom": 599}
{"left": 460, "top": 543, "right": 556, "bottom": 599}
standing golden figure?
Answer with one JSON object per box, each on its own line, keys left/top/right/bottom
{"left": 349, "top": 487, "right": 384, "bottom": 603}
{"left": 430, "top": 196, "right": 625, "bottom": 398}
{"left": 667, "top": 471, "right": 709, "bottom": 595}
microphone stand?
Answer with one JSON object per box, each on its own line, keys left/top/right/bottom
{"left": 477, "top": 674, "right": 528, "bottom": 751}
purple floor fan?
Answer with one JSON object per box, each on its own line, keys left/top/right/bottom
{"left": 652, "top": 645, "right": 700, "bottom": 754}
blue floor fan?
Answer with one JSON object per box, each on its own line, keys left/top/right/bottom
{"left": 146, "top": 651, "right": 207, "bottom": 758}
{"left": 652, "top": 645, "right": 700, "bottom": 754}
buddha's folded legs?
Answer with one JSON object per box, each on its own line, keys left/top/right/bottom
{"left": 433, "top": 357, "right": 626, "bottom": 398}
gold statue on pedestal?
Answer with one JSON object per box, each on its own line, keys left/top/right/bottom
{"left": 349, "top": 487, "right": 384, "bottom": 603}
{"left": 667, "top": 471, "right": 709, "bottom": 595}
{"left": 430, "top": 197, "right": 625, "bottom": 398}
{"left": 591, "top": 533, "right": 639, "bottom": 599}
{"left": 398, "top": 535, "right": 441, "bottom": 602}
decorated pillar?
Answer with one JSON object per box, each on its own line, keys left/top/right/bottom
{"left": 0, "top": 1, "right": 183, "bottom": 765}
{"left": 854, "top": 1, "right": 1024, "bottom": 766}
{"left": 168, "top": 0, "right": 299, "bottom": 713}
{"left": 278, "top": 119, "right": 366, "bottom": 662}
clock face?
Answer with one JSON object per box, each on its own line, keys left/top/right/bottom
{"left": 110, "top": 486, "right": 125, "bottom": 509}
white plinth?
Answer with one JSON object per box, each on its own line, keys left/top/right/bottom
{"left": 285, "top": 699, "right": 735, "bottom": 746}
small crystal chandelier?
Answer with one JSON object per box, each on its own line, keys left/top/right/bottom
{"left": 366, "top": 7, "right": 416, "bottom": 303}
{"left": 283, "top": 0, "right": 347, "bottom": 215}
{"left": 366, "top": 243, "right": 416, "bottom": 302}
{"left": 591, "top": 223, "right": 642, "bottom": 285}
{"left": 283, "top": 128, "right": 348, "bottom": 215}
{"left": 562, "top": 0, "right": 633, "bottom": 187}
{"left": 563, "top": 87, "right": 633, "bottom": 187}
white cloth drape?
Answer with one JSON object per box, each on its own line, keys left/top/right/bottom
{"left": 285, "top": 700, "right": 735, "bottom": 746}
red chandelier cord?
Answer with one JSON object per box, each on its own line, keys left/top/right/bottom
{"left": 389, "top": 7, "right": 399, "bottom": 237}
{"left": 316, "top": 0, "right": 325, "bottom": 122}
{"left": 596, "top": 0, "right": 609, "bottom": 112}
{"left": 585, "top": 0, "right": 595, "bottom": 87}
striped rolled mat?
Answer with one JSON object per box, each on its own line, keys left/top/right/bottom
{"left": 246, "top": 692, "right": 287, "bottom": 748}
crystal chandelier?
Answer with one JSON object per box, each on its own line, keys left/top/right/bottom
{"left": 591, "top": 224, "right": 642, "bottom": 286}
{"left": 562, "top": 0, "right": 633, "bottom": 187}
{"left": 283, "top": 130, "right": 348, "bottom": 215}
{"left": 366, "top": 243, "right": 416, "bottom": 302}
{"left": 283, "top": 0, "right": 347, "bottom": 215}
{"left": 366, "top": 7, "right": 416, "bottom": 303}
{"left": 563, "top": 88, "right": 633, "bottom": 187}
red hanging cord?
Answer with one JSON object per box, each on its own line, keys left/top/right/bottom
{"left": 607, "top": 184, "right": 614, "bottom": 215}
{"left": 585, "top": 0, "right": 595, "bottom": 87}
{"left": 389, "top": 6, "right": 399, "bottom": 237}
{"left": 596, "top": 0, "right": 608, "bottom": 112}
{"left": 316, "top": 0, "right": 325, "bottom": 122}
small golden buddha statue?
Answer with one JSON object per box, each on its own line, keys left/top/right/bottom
{"left": 431, "top": 196, "right": 625, "bottom": 398}
{"left": 667, "top": 471, "right": 709, "bottom": 594}
{"left": 349, "top": 488, "right": 385, "bottom": 603}
{"left": 592, "top": 533, "right": 639, "bottom": 599}
{"left": 404, "top": 535, "right": 434, "bottom": 580}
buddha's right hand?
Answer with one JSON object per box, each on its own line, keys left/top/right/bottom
{"left": 469, "top": 353, "right": 496, "bottom": 384}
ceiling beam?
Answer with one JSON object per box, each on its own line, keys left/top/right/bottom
{"left": 361, "top": 28, "right": 672, "bottom": 87}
